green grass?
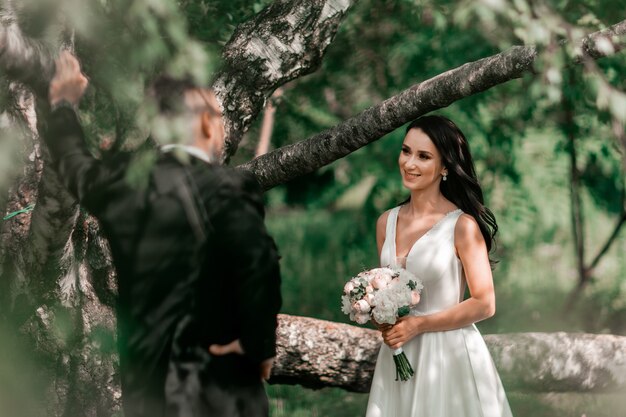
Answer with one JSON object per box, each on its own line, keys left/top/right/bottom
{"left": 267, "top": 209, "right": 377, "bottom": 323}
{"left": 267, "top": 385, "right": 368, "bottom": 417}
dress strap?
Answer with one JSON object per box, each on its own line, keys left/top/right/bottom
{"left": 385, "top": 207, "right": 400, "bottom": 241}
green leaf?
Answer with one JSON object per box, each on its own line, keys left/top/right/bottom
{"left": 397, "top": 306, "right": 410, "bottom": 317}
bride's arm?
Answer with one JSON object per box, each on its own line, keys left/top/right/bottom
{"left": 383, "top": 213, "right": 495, "bottom": 349}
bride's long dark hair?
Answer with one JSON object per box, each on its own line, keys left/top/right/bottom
{"left": 404, "top": 115, "right": 498, "bottom": 254}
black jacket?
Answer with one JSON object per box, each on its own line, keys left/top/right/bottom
{"left": 43, "top": 107, "right": 282, "bottom": 416}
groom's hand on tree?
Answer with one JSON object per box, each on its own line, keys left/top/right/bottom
{"left": 49, "top": 50, "right": 88, "bottom": 108}
{"left": 209, "top": 339, "right": 275, "bottom": 381}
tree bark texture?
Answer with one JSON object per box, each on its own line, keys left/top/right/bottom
{"left": 211, "top": 0, "right": 356, "bottom": 161}
{"left": 239, "top": 19, "right": 626, "bottom": 190}
{"left": 0, "top": 85, "right": 42, "bottom": 318}
{"left": 272, "top": 315, "right": 626, "bottom": 394}
{"left": 0, "top": 5, "right": 55, "bottom": 97}
{"left": 1, "top": 88, "right": 119, "bottom": 416}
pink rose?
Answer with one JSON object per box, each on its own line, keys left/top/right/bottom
{"left": 371, "top": 276, "right": 389, "bottom": 290}
{"left": 354, "top": 313, "right": 370, "bottom": 324}
{"left": 365, "top": 285, "right": 374, "bottom": 294}
{"left": 353, "top": 299, "right": 371, "bottom": 314}
{"left": 410, "top": 291, "right": 421, "bottom": 306}
{"left": 344, "top": 281, "right": 355, "bottom": 294}
{"left": 364, "top": 293, "right": 376, "bottom": 306}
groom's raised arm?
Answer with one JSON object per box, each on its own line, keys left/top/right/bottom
{"left": 42, "top": 51, "right": 114, "bottom": 215}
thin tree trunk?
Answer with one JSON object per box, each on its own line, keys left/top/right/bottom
{"left": 564, "top": 101, "right": 626, "bottom": 309}
{"left": 565, "top": 191, "right": 626, "bottom": 311}
{"left": 588, "top": 209, "right": 626, "bottom": 271}
{"left": 256, "top": 88, "right": 282, "bottom": 157}
{"left": 562, "top": 68, "right": 589, "bottom": 312}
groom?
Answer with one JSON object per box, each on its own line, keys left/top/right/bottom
{"left": 44, "top": 51, "right": 282, "bottom": 417}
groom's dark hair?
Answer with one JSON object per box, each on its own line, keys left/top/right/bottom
{"left": 149, "top": 75, "right": 197, "bottom": 115}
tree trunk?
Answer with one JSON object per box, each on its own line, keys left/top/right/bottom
{"left": 211, "top": 0, "right": 357, "bottom": 161}
{"left": 562, "top": 68, "right": 626, "bottom": 310}
{"left": 1, "top": 85, "right": 119, "bottom": 417}
{"left": 256, "top": 89, "right": 282, "bottom": 157}
{"left": 272, "top": 315, "right": 626, "bottom": 394}
{"left": 562, "top": 68, "right": 589, "bottom": 311}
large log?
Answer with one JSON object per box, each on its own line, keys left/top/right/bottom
{"left": 272, "top": 314, "right": 626, "bottom": 394}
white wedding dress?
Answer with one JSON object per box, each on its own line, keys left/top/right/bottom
{"left": 365, "top": 207, "right": 513, "bottom": 417}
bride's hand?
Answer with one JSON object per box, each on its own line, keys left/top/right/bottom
{"left": 382, "top": 316, "right": 422, "bottom": 350}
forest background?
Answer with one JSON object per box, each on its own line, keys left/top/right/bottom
{"left": 1, "top": 0, "right": 625, "bottom": 416}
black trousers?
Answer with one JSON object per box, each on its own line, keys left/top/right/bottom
{"left": 122, "top": 351, "right": 268, "bottom": 417}
{"left": 122, "top": 315, "right": 269, "bottom": 417}
{"left": 164, "top": 351, "right": 268, "bottom": 417}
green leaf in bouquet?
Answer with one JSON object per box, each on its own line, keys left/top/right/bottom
{"left": 397, "top": 306, "right": 410, "bottom": 317}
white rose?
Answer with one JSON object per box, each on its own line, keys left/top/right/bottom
{"left": 341, "top": 296, "right": 353, "bottom": 315}
{"left": 365, "top": 285, "right": 374, "bottom": 294}
{"left": 344, "top": 281, "right": 355, "bottom": 294}
{"left": 372, "top": 307, "right": 395, "bottom": 325}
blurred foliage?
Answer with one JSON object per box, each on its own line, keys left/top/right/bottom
{"left": 4, "top": 0, "right": 274, "bottom": 150}
{"left": 0, "top": 321, "right": 49, "bottom": 417}
{"left": 0, "top": 123, "right": 22, "bottom": 211}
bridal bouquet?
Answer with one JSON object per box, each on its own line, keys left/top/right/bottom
{"left": 341, "top": 267, "right": 423, "bottom": 381}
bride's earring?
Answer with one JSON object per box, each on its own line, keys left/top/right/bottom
{"left": 442, "top": 173, "right": 447, "bottom": 182}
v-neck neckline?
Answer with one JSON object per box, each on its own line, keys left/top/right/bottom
{"left": 393, "top": 206, "right": 462, "bottom": 259}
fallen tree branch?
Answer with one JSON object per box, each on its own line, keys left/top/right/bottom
{"left": 240, "top": 19, "right": 626, "bottom": 190}
{"left": 272, "top": 314, "right": 626, "bottom": 394}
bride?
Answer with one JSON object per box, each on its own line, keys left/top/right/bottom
{"left": 365, "top": 115, "right": 513, "bottom": 417}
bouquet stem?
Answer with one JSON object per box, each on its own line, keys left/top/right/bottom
{"left": 392, "top": 348, "right": 414, "bottom": 381}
